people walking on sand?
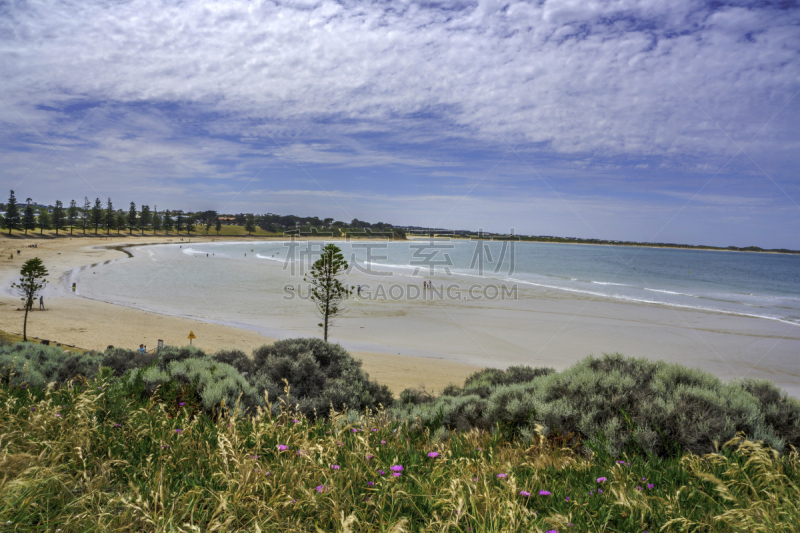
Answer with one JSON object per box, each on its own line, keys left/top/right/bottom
{"left": 138, "top": 344, "right": 146, "bottom": 354}
{"left": 357, "top": 285, "right": 361, "bottom": 296}
{"left": 39, "top": 295, "right": 44, "bottom": 310}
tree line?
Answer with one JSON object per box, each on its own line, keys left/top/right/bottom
{"left": 0, "top": 190, "right": 406, "bottom": 239}
{"left": 0, "top": 190, "right": 222, "bottom": 237}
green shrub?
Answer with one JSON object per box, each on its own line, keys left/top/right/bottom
{"left": 126, "top": 357, "right": 260, "bottom": 414}
{"left": 211, "top": 348, "right": 253, "bottom": 375}
{"left": 250, "top": 338, "right": 393, "bottom": 417}
{"left": 100, "top": 347, "right": 154, "bottom": 377}
{"left": 0, "top": 342, "right": 99, "bottom": 386}
{"left": 392, "top": 353, "right": 795, "bottom": 457}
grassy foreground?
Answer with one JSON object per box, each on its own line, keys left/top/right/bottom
{"left": 1, "top": 373, "right": 799, "bottom": 532}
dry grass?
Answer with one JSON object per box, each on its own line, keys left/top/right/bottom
{"left": 1, "top": 375, "right": 798, "bottom": 532}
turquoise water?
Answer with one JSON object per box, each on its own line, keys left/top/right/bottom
{"left": 71, "top": 240, "right": 800, "bottom": 327}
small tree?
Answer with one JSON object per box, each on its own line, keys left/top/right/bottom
{"left": 304, "top": 244, "right": 352, "bottom": 342}
{"left": 205, "top": 218, "right": 213, "bottom": 235}
{"left": 105, "top": 198, "right": 114, "bottom": 234}
{"left": 23, "top": 199, "right": 36, "bottom": 235}
{"left": 185, "top": 215, "right": 194, "bottom": 235}
{"left": 215, "top": 217, "right": 222, "bottom": 235}
{"left": 11, "top": 257, "right": 49, "bottom": 342}
{"left": 245, "top": 214, "right": 256, "bottom": 235}
{"left": 67, "top": 199, "right": 78, "bottom": 235}
{"left": 176, "top": 212, "right": 185, "bottom": 234}
{"left": 127, "top": 202, "right": 137, "bottom": 235}
{"left": 5, "top": 190, "right": 20, "bottom": 235}
{"left": 37, "top": 209, "right": 52, "bottom": 235}
{"left": 91, "top": 198, "right": 103, "bottom": 234}
{"left": 164, "top": 210, "right": 174, "bottom": 234}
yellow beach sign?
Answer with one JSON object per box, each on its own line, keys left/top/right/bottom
{"left": 188, "top": 331, "right": 196, "bottom": 345}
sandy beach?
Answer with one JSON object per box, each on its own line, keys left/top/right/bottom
{"left": 2, "top": 233, "right": 799, "bottom": 397}
{"left": 0, "top": 233, "right": 480, "bottom": 395}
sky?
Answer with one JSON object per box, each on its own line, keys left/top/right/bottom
{"left": 1, "top": 0, "right": 799, "bottom": 248}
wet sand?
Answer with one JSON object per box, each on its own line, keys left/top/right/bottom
{"left": 2, "top": 233, "right": 799, "bottom": 397}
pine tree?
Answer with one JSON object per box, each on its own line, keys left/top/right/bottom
{"left": 37, "top": 209, "right": 52, "bottom": 235}
{"left": 215, "top": 217, "right": 222, "bottom": 235}
{"left": 164, "top": 210, "right": 174, "bottom": 234}
{"left": 23, "top": 199, "right": 36, "bottom": 235}
{"left": 128, "top": 202, "right": 137, "bottom": 235}
{"left": 5, "top": 190, "right": 20, "bottom": 235}
{"left": 11, "top": 257, "right": 49, "bottom": 341}
{"left": 82, "top": 197, "right": 90, "bottom": 235}
{"left": 105, "top": 198, "right": 114, "bottom": 234}
{"left": 304, "top": 244, "right": 352, "bottom": 342}
{"left": 152, "top": 207, "right": 162, "bottom": 234}
{"left": 176, "top": 212, "right": 185, "bottom": 234}
{"left": 91, "top": 198, "right": 103, "bottom": 234}
{"left": 185, "top": 214, "right": 194, "bottom": 235}
{"left": 52, "top": 200, "right": 64, "bottom": 236}
{"left": 140, "top": 205, "right": 151, "bottom": 234}
{"left": 67, "top": 199, "right": 78, "bottom": 235}
{"left": 113, "top": 210, "right": 123, "bottom": 234}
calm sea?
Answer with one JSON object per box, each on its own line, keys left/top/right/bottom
{"left": 70, "top": 239, "right": 800, "bottom": 328}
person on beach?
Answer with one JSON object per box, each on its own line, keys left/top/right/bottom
{"left": 357, "top": 285, "right": 361, "bottom": 296}
{"left": 39, "top": 295, "right": 44, "bottom": 310}
{"left": 138, "top": 344, "right": 146, "bottom": 354}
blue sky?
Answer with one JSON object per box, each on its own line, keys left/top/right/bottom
{"left": 1, "top": 0, "right": 799, "bottom": 248}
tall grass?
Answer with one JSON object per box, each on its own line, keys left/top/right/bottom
{"left": 1, "top": 373, "right": 798, "bottom": 532}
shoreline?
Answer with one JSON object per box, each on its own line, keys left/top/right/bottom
{"left": 3, "top": 233, "right": 800, "bottom": 398}
{"left": 0, "top": 234, "right": 481, "bottom": 395}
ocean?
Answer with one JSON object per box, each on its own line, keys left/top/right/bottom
{"left": 70, "top": 239, "right": 800, "bottom": 328}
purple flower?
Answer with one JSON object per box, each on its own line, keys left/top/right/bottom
{"left": 393, "top": 472, "right": 402, "bottom": 477}
{"left": 252, "top": 455, "right": 260, "bottom": 460}
{"left": 277, "top": 444, "right": 287, "bottom": 451}
{"left": 379, "top": 470, "right": 386, "bottom": 475}
{"left": 380, "top": 440, "right": 386, "bottom": 444}
{"left": 497, "top": 473, "right": 508, "bottom": 478}
{"left": 565, "top": 496, "right": 570, "bottom": 502}
{"left": 56, "top": 413, "right": 62, "bottom": 418}
{"left": 351, "top": 428, "right": 358, "bottom": 433}
{"left": 390, "top": 465, "right": 403, "bottom": 472}
{"left": 519, "top": 490, "right": 531, "bottom": 497}
{"left": 292, "top": 419, "right": 299, "bottom": 424}
{"left": 545, "top": 530, "right": 559, "bottom": 533}
{"left": 598, "top": 489, "right": 604, "bottom": 494}
{"left": 472, "top": 477, "right": 478, "bottom": 482}
{"left": 114, "top": 423, "right": 122, "bottom": 428}
{"left": 371, "top": 428, "right": 378, "bottom": 432}
{"left": 427, "top": 452, "right": 439, "bottom": 458}
{"left": 179, "top": 402, "right": 185, "bottom": 406}
{"left": 331, "top": 464, "right": 340, "bottom": 470}
{"left": 539, "top": 490, "right": 551, "bottom": 496}
{"left": 175, "top": 428, "right": 181, "bottom": 433}
{"left": 366, "top": 481, "right": 374, "bottom": 487}
{"left": 315, "top": 485, "right": 328, "bottom": 493}
{"left": 597, "top": 477, "right": 607, "bottom": 483}
{"left": 647, "top": 483, "right": 654, "bottom": 489}
{"left": 637, "top": 486, "right": 643, "bottom": 491}
{"left": 365, "top": 454, "right": 374, "bottom": 460}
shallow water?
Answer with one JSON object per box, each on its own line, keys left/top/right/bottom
{"left": 73, "top": 239, "right": 800, "bottom": 327}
